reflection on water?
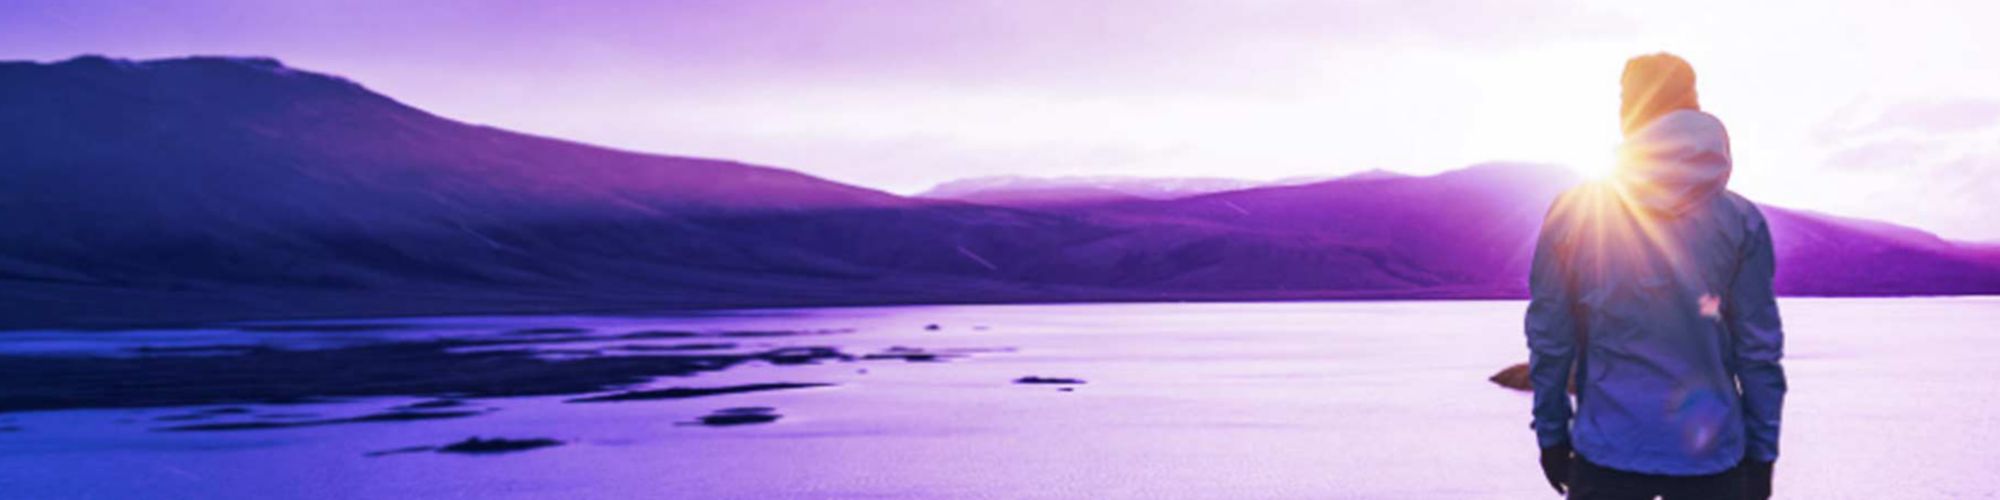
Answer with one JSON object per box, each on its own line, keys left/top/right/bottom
{"left": 0, "top": 298, "right": 1995, "bottom": 499}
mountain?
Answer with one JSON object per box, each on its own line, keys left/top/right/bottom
{"left": 0, "top": 56, "right": 1022, "bottom": 325}
{"left": 1035, "top": 165, "right": 2000, "bottom": 297}
{"left": 2, "top": 56, "right": 1996, "bottom": 328}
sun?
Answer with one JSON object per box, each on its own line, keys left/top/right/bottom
{"left": 1460, "top": 47, "right": 1628, "bottom": 181}
{"left": 1486, "top": 96, "right": 1622, "bottom": 180}
{"left": 1466, "top": 106, "right": 1621, "bottom": 180}
{"left": 1561, "top": 140, "right": 1621, "bottom": 180}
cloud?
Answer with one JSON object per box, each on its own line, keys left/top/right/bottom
{"left": 1858, "top": 98, "right": 2000, "bottom": 136}
{"left": 1809, "top": 97, "right": 2000, "bottom": 240}
{"left": 1818, "top": 97, "right": 2000, "bottom": 170}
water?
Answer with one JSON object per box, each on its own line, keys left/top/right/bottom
{"left": 0, "top": 298, "right": 1995, "bottom": 499}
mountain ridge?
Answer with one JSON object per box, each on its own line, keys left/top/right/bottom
{"left": 3, "top": 55, "right": 1995, "bottom": 329}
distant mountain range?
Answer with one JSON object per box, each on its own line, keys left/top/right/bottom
{"left": 917, "top": 174, "right": 1348, "bottom": 206}
{"left": 3, "top": 56, "right": 1996, "bottom": 328}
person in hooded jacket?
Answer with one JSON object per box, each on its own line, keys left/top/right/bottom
{"left": 1526, "top": 53, "right": 1786, "bottom": 499}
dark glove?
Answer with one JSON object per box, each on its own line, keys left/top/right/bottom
{"left": 1540, "top": 442, "right": 1573, "bottom": 495}
{"left": 1743, "top": 459, "right": 1774, "bottom": 499}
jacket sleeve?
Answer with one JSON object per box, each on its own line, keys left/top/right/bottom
{"left": 1525, "top": 196, "right": 1579, "bottom": 449}
{"left": 1728, "top": 210, "right": 1787, "bottom": 462}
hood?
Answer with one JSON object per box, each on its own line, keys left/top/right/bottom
{"left": 1613, "top": 109, "right": 1733, "bottom": 215}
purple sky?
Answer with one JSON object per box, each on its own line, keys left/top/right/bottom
{"left": 4, "top": 0, "right": 1997, "bottom": 240}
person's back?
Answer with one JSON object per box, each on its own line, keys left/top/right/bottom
{"left": 1525, "top": 53, "right": 1787, "bottom": 499}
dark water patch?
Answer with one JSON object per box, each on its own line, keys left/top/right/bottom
{"left": 0, "top": 340, "right": 761, "bottom": 413}
{"left": 347, "top": 410, "right": 484, "bottom": 423}
{"left": 535, "top": 348, "right": 602, "bottom": 357}
{"left": 132, "top": 345, "right": 265, "bottom": 356}
{"left": 619, "top": 330, "right": 702, "bottom": 340}
{"left": 365, "top": 445, "right": 437, "bottom": 457}
{"left": 367, "top": 436, "right": 564, "bottom": 457}
{"left": 862, "top": 346, "right": 955, "bottom": 363}
{"left": 447, "top": 334, "right": 608, "bottom": 349}
{"left": 253, "top": 395, "right": 336, "bottom": 405}
{"left": 720, "top": 330, "right": 802, "bottom": 338}
{"left": 619, "top": 343, "right": 738, "bottom": 352}
{"left": 694, "top": 407, "right": 782, "bottom": 426}
{"left": 161, "top": 410, "right": 484, "bottom": 432}
{"left": 155, "top": 406, "right": 254, "bottom": 421}
{"left": 939, "top": 346, "right": 1016, "bottom": 354}
{"left": 569, "top": 383, "right": 832, "bottom": 403}
{"left": 0, "top": 425, "right": 20, "bottom": 432}
{"left": 1014, "top": 376, "right": 1086, "bottom": 385}
{"left": 233, "top": 323, "right": 419, "bottom": 333}
{"left": 719, "top": 328, "right": 853, "bottom": 338}
{"left": 438, "top": 436, "right": 563, "bottom": 455}
{"left": 506, "top": 327, "right": 591, "bottom": 336}
{"left": 256, "top": 412, "right": 320, "bottom": 420}
{"left": 160, "top": 421, "right": 301, "bottom": 431}
{"left": 860, "top": 346, "right": 1012, "bottom": 363}
{"left": 761, "top": 346, "right": 852, "bottom": 365}
{"left": 396, "top": 399, "right": 466, "bottom": 410}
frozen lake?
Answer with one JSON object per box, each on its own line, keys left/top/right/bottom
{"left": 1, "top": 298, "right": 1995, "bottom": 498}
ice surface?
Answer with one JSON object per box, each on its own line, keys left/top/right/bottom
{"left": 0, "top": 298, "right": 1994, "bottom": 498}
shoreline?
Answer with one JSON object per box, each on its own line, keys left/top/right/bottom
{"left": 5, "top": 284, "right": 1993, "bottom": 332}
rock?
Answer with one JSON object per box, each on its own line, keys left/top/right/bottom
{"left": 924, "top": 324, "right": 942, "bottom": 331}
{"left": 1488, "top": 362, "right": 1575, "bottom": 393}
{"left": 1489, "top": 363, "right": 1532, "bottom": 391}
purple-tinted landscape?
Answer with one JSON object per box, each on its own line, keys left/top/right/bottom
{"left": 2, "top": 56, "right": 1994, "bottom": 329}
{"left": 4, "top": 2, "right": 2000, "bottom": 498}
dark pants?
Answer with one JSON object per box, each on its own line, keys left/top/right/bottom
{"left": 1569, "top": 456, "right": 1745, "bottom": 500}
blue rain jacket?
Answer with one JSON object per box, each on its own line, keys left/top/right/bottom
{"left": 1526, "top": 109, "right": 1787, "bottom": 475}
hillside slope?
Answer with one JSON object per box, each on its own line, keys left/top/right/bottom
{"left": 3, "top": 56, "right": 1995, "bottom": 328}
